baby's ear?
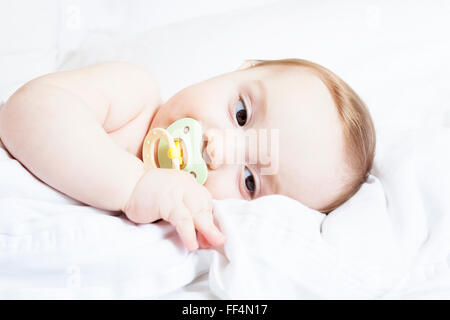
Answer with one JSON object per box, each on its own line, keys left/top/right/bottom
{"left": 237, "top": 60, "right": 261, "bottom": 70}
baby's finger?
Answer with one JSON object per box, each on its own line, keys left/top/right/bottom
{"left": 197, "top": 232, "right": 211, "bottom": 249}
{"left": 194, "top": 209, "right": 226, "bottom": 247}
{"left": 170, "top": 205, "right": 198, "bottom": 251}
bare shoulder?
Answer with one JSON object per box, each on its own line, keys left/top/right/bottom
{"left": 84, "top": 61, "right": 162, "bottom": 127}
{"left": 77, "top": 62, "right": 162, "bottom": 155}
{"left": 35, "top": 61, "right": 162, "bottom": 132}
{"left": 86, "top": 61, "right": 160, "bottom": 95}
{"left": 1, "top": 62, "right": 161, "bottom": 158}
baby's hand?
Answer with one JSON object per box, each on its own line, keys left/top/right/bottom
{"left": 123, "top": 168, "right": 225, "bottom": 251}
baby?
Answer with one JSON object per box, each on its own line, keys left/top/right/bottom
{"left": 0, "top": 59, "right": 376, "bottom": 251}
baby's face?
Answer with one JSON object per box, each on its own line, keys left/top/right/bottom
{"left": 151, "top": 64, "right": 347, "bottom": 211}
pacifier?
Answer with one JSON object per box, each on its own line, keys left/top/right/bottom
{"left": 142, "top": 118, "right": 208, "bottom": 184}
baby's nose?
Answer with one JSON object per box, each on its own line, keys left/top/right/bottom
{"left": 203, "top": 128, "right": 247, "bottom": 170}
{"left": 203, "top": 129, "right": 224, "bottom": 170}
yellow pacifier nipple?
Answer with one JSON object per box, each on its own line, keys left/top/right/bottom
{"left": 168, "top": 140, "right": 183, "bottom": 167}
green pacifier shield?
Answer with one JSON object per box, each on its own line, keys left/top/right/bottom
{"left": 157, "top": 118, "right": 208, "bottom": 184}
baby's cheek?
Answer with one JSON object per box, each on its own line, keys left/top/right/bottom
{"left": 203, "top": 173, "right": 242, "bottom": 200}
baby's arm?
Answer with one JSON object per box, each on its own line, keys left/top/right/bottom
{"left": 0, "top": 62, "right": 225, "bottom": 250}
{"left": 0, "top": 62, "right": 159, "bottom": 211}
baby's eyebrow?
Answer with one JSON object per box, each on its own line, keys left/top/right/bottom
{"left": 259, "top": 171, "right": 280, "bottom": 196}
{"left": 251, "top": 79, "right": 268, "bottom": 124}
{"left": 251, "top": 155, "right": 279, "bottom": 197}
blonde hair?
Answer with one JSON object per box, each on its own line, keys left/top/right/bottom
{"left": 249, "top": 58, "right": 376, "bottom": 213}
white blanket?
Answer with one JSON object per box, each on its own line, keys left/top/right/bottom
{"left": 1, "top": 126, "right": 449, "bottom": 299}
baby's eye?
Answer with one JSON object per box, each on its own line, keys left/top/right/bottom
{"left": 244, "top": 167, "right": 255, "bottom": 195}
{"left": 234, "top": 98, "right": 248, "bottom": 126}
